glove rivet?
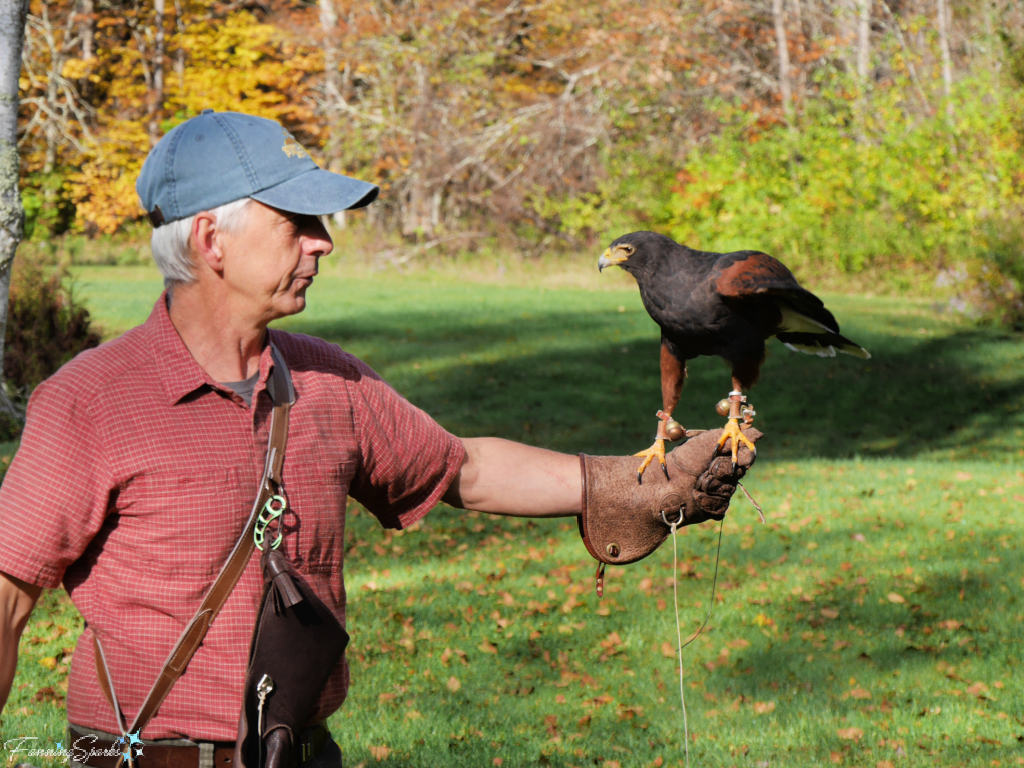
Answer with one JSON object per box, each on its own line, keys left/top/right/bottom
{"left": 606, "top": 543, "right": 620, "bottom": 558}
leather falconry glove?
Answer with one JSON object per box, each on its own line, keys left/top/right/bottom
{"left": 578, "top": 427, "right": 762, "bottom": 571}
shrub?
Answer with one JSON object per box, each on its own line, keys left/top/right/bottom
{"left": 663, "top": 74, "right": 1024, "bottom": 291}
{"left": 4, "top": 258, "right": 102, "bottom": 405}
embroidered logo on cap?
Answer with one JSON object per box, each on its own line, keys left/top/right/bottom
{"left": 281, "top": 130, "right": 310, "bottom": 160}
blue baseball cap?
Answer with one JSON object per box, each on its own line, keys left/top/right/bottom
{"left": 136, "top": 110, "right": 378, "bottom": 226}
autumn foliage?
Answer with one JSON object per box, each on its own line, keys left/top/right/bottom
{"left": 14, "top": 0, "right": 1024, "bottom": 323}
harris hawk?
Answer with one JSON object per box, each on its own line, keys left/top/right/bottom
{"left": 599, "top": 231, "right": 870, "bottom": 482}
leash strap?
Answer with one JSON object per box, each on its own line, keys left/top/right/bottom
{"left": 94, "top": 345, "right": 294, "bottom": 738}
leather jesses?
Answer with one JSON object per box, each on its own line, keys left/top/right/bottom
{"left": 578, "top": 427, "right": 761, "bottom": 571}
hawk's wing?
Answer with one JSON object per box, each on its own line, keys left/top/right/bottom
{"left": 714, "top": 251, "right": 870, "bottom": 359}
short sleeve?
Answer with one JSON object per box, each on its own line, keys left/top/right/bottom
{"left": 345, "top": 360, "right": 465, "bottom": 529}
{"left": 0, "top": 377, "right": 113, "bottom": 588}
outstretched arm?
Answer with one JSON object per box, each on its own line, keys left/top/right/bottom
{"left": 442, "top": 437, "right": 581, "bottom": 518}
{"left": 0, "top": 570, "right": 42, "bottom": 714}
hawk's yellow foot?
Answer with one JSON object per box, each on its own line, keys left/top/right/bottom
{"left": 717, "top": 418, "right": 757, "bottom": 470}
{"left": 634, "top": 439, "right": 668, "bottom": 484}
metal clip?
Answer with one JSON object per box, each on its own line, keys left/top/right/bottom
{"left": 256, "top": 674, "right": 275, "bottom": 736}
{"left": 254, "top": 495, "right": 287, "bottom": 551}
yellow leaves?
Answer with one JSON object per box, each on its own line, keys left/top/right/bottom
{"left": 887, "top": 592, "right": 906, "bottom": 604}
{"left": 368, "top": 745, "right": 390, "bottom": 761}
{"left": 39, "top": 656, "right": 57, "bottom": 670}
{"left": 60, "top": 58, "right": 92, "bottom": 79}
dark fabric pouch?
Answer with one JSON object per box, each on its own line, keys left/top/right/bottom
{"left": 235, "top": 550, "right": 349, "bottom": 768}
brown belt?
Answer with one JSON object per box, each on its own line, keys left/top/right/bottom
{"left": 67, "top": 724, "right": 330, "bottom": 768}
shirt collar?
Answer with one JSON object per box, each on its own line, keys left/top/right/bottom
{"left": 145, "top": 291, "right": 276, "bottom": 405}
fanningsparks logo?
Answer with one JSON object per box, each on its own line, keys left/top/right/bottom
{"left": 4, "top": 731, "right": 144, "bottom": 765}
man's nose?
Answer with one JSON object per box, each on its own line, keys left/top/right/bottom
{"left": 304, "top": 218, "right": 334, "bottom": 259}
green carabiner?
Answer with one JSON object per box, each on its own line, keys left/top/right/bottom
{"left": 254, "top": 494, "right": 287, "bottom": 551}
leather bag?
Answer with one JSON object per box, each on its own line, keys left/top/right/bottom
{"left": 233, "top": 550, "right": 348, "bottom": 768}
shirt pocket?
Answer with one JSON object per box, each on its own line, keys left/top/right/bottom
{"left": 109, "top": 466, "right": 251, "bottom": 580}
{"left": 281, "top": 461, "right": 354, "bottom": 576}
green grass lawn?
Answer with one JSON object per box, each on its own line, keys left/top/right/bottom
{"left": 4, "top": 264, "right": 1023, "bottom": 767}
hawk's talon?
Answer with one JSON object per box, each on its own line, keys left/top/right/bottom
{"left": 634, "top": 439, "right": 667, "bottom": 484}
{"left": 716, "top": 417, "right": 757, "bottom": 469}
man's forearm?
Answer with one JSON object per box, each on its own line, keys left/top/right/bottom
{"left": 0, "top": 571, "right": 42, "bottom": 714}
{"left": 442, "top": 437, "right": 581, "bottom": 517}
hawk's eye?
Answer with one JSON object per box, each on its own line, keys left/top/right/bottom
{"left": 622, "top": 245, "right": 635, "bottom": 255}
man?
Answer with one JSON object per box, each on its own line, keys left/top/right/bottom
{"left": 0, "top": 111, "right": 757, "bottom": 766}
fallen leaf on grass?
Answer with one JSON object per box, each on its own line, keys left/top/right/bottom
{"left": 39, "top": 656, "right": 57, "bottom": 670}
{"left": 660, "top": 641, "right": 676, "bottom": 658}
{"left": 966, "top": 682, "right": 990, "bottom": 698}
{"left": 833, "top": 640, "right": 852, "bottom": 650}
{"left": 837, "top": 727, "right": 863, "bottom": 741}
{"left": 492, "top": 759, "right": 503, "bottom": 767}
{"left": 447, "top": 676, "right": 462, "bottom": 692}
{"left": 378, "top": 693, "right": 397, "bottom": 705}
{"left": 752, "top": 701, "right": 775, "bottom": 714}
{"left": 555, "top": 694, "right": 566, "bottom": 704}
{"left": 544, "top": 714, "right": 558, "bottom": 736}
{"left": 368, "top": 746, "right": 389, "bottom": 761}
{"left": 602, "top": 761, "right": 621, "bottom": 768}
{"left": 726, "top": 639, "right": 750, "bottom": 650}
{"left": 651, "top": 758, "right": 664, "bottom": 768}
{"left": 600, "top": 632, "right": 623, "bottom": 650}
{"left": 479, "top": 640, "right": 498, "bottom": 654}
{"left": 32, "top": 686, "right": 65, "bottom": 704}
{"left": 829, "top": 752, "right": 842, "bottom": 764}
{"left": 955, "top": 471, "right": 973, "bottom": 482}
{"left": 844, "top": 688, "right": 872, "bottom": 700}
{"left": 820, "top": 608, "right": 839, "bottom": 620}
{"left": 877, "top": 761, "right": 894, "bottom": 768}
{"left": 939, "top": 620, "right": 962, "bottom": 630}
{"left": 405, "top": 709, "right": 422, "bottom": 720}
{"left": 887, "top": 593, "right": 906, "bottom": 604}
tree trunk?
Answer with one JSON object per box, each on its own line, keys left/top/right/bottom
{"left": 857, "top": 0, "right": 871, "bottom": 80}
{"left": 772, "top": 0, "right": 793, "bottom": 119}
{"left": 147, "top": 0, "right": 165, "bottom": 147}
{"left": 937, "top": 0, "right": 954, "bottom": 114}
{"left": 0, "top": 0, "right": 31, "bottom": 419}
{"left": 80, "top": 0, "right": 94, "bottom": 60}
{"left": 320, "top": 0, "right": 339, "bottom": 104}
{"left": 174, "top": 0, "right": 185, "bottom": 89}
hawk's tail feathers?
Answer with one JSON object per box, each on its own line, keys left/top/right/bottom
{"left": 778, "top": 332, "right": 871, "bottom": 360}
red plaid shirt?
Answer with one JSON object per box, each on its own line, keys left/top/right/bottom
{"left": 0, "top": 294, "right": 465, "bottom": 740}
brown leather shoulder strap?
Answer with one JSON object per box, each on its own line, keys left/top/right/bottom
{"left": 95, "top": 346, "right": 294, "bottom": 737}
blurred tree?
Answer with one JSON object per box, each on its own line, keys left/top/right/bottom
{"left": 1, "top": 0, "right": 31, "bottom": 420}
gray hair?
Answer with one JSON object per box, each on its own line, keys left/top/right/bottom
{"left": 150, "top": 198, "right": 254, "bottom": 289}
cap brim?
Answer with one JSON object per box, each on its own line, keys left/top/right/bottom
{"left": 250, "top": 168, "right": 379, "bottom": 215}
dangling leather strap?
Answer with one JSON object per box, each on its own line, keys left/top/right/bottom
{"left": 94, "top": 345, "right": 294, "bottom": 738}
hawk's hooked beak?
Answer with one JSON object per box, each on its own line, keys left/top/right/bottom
{"left": 598, "top": 247, "right": 629, "bottom": 272}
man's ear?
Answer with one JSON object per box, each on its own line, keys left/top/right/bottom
{"left": 192, "top": 211, "right": 225, "bottom": 274}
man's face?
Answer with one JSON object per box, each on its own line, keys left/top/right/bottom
{"left": 218, "top": 201, "right": 334, "bottom": 320}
